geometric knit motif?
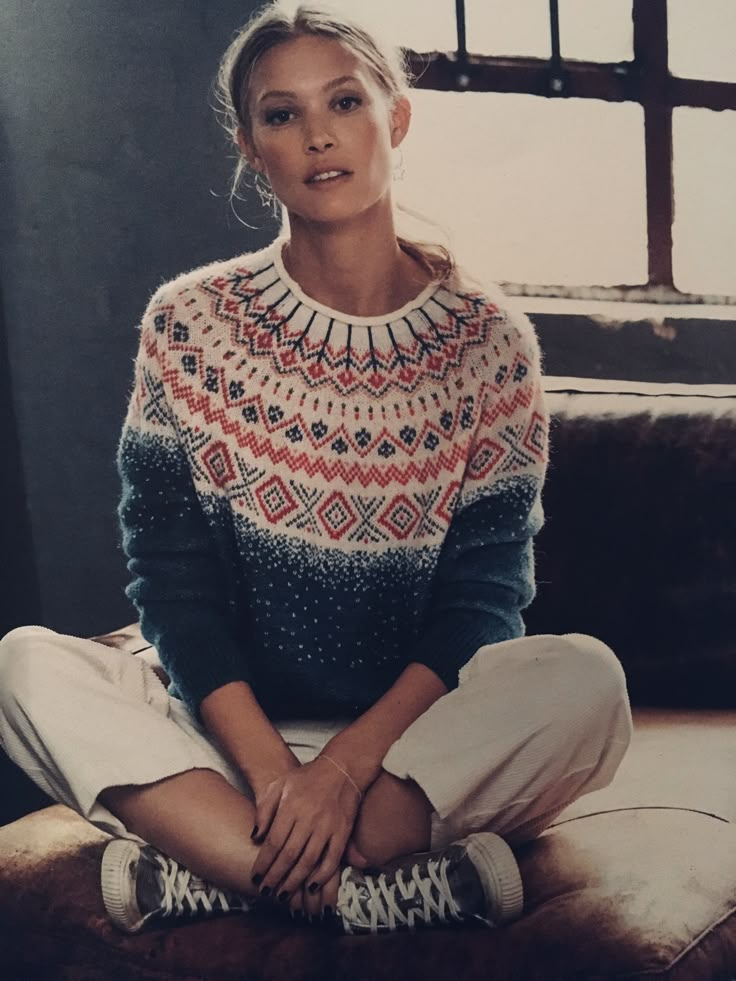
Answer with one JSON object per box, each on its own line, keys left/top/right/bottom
{"left": 118, "top": 239, "right": 549, "bottom": 720}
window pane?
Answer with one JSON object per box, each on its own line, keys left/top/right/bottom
{"left": 326, "top": 0, "right": 455, "bottom": 52}
{"left": 673, "top": 107, "right": 736, "bottom": 295}
{"left": 400, "top": 90, "right": 647, "bottom": 287}
{"left": 559, "top": 0, "right": 634, "bottom": 62}
{"left": 466, "top": 0, "right": 550, "bottom": 58}
{"left": 669, "top": 0, "right": 736, "bottom": 83}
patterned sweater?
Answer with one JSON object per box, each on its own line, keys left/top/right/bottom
{"left": 117, "top": 238, "right": 549, "bottom": 721}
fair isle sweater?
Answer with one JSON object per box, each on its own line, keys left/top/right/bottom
{"left": 117, "top": 238, "right": 549, "bottom": 721}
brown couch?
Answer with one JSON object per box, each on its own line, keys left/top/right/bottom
{"left": 2, "top": 381, "right": 735, "bottom": 980}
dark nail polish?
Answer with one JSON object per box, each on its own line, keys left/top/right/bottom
{"left": 323, "top": 905, "right": 333, "bottom": 917}
{"left": 250, "top": 825, "right": 259, "bottom": 839}
{"left": 252, "top": 873, "right": 263, "bottom": 886}
{"left": 308, "top": 881, "right": 319, "bottom": 894}
{"left": 260, "top": 886, "right": 272, "bottom": 898}
{"left": 278, "top": 891, "right": 289, "bottom": 903}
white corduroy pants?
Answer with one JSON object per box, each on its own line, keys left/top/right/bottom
{"left": 0, "top": 626, "right": 632, "bottom": 849}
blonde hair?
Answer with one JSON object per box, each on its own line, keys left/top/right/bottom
{"left": 214, "top": 1, "right": 455, "bottom": 283}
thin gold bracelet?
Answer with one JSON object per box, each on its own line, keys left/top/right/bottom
{"left": 318, "top": 753, "right": 363, "bottom": 800}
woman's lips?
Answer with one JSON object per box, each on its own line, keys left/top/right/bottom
{"left": 305, "top": 172, "right": 352, "bottom": 189}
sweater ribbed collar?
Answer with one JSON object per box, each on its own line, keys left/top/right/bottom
{"left": 270, "top": 237, "right": 444, "bottom": 328}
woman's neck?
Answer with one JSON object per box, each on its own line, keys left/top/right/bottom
{"left": 282, "top": 213, "right": 433, "bottom": 318}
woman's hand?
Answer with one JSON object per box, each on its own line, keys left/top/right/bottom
{"left": 250, "top": 755, "right": 363, "bottom": 906}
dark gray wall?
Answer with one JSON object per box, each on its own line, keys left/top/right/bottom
{"left": 0, "top": 284, "right": 41, "bottom": 636}
{"left": 0, "top": 0, "right": 274, "bottom": 636}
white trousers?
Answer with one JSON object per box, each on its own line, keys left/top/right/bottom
{"left": 0, "top": 626, "right": 632, "bottom": 850}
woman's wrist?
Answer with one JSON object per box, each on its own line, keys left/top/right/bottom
{"left": 317, "top": 739, "right": 383, "bottom": 795}
{"left": 314, "top": 753, "right": 364, "bottom": 800}
{"left": 318, "top": 664, "right": 447, "bottom": 794}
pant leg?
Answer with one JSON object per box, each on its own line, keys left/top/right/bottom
{"left": 0, "top": 626, "right": 632, "bottom": 853}
{"left": 0, "top": 626, "right": 350, "bottom": 843}
{"left": 0, "top": 626, "right": 247, "bottom": 841}
{"left": 381, "top": 633, "right": 633, "bottom": 849}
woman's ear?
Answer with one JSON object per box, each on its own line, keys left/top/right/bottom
{"left": 237, "top": 127, "right": 263, "bottom": 173}
{"left": 390, "top": 96, "right": 412, "bottom": 149}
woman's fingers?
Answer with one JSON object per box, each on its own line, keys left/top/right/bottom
{"left": 302, "top": 866, "right": 341, "bottom": 922}
{"left": 288, "top": 883, "right": 304, "bottom": 916}
{"left": 302, "top": 878, "right": 323, "bottom": 920}
{"left": 321, "top": 867, "right": 341, "bottom": 916}
{"left": 250, "top": 809, "right": 297, "bottom": 889}
{"left": 304, "top": 833, "right": 346, "bottom": 893}
{"left": 251, "top": 781, "right": 282, "bottom": 847}
{"left": 274, "top": 832, "right": 328, "bottom": 899}
{"left": 253, "top": 822, "right": 310, "bottom": 896}
{"left": 250, "top": 759, "right": 362, "bottom": 912}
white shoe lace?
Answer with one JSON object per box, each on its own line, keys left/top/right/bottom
{"left": 153, "top": 853, "right": 237, "bottom": 919}
{"left": 338, "top": 857, "right": 465, "bottom": 934}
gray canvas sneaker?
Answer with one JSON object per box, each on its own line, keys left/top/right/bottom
{"left": 101, "top": 838, "right": 252, "bottom": 933}
{"left": 335, "top": 832, "right": 523, "bottom": 934}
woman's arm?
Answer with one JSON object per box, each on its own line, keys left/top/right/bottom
{"left": 119, "top": 289, "right": 296, "bottom": 784}
{"left": 118, "top": 290, "right": 247, "bottom": 717}
{"left": 318, "top": 662, "right": 448, "bottom": 793}
{"left": 200, "top": 682, "right": 299, "bottom": 795}
{"left": 320, "top": 308, "right": 549, "bottom": 787}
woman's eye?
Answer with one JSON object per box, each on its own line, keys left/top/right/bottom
{"left": 335, "top": 95, "right": 362, "bottom": 111}
{"left": 265, "top": 109, "right": 294, "bottom": 126}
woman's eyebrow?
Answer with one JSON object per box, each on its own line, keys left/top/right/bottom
{"left": 258, "top": 74, "right": 361, "bottom": 104}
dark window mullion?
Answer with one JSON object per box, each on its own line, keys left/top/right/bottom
{"left": 670, "top": 75, "right": 736, "bottom": 112}
{"left": 405, "top": 51, "right": 736, "bottom": 111}
{"left": 642, "top": 104, "right": 674, "bottom": 289}
{"left": 548, "top": 0, "right": 564, "bottom": 93}
{"left": 455, "top": 0, "right": 467, "bottom": 63}
{"left": 633, "top": 0, "right": 674, "bottom": 289}
{"left": 406, "top": 53, "right": 637, "bottom": 101}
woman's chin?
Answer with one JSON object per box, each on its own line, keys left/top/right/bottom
{"left": 287, "top": 192, "right": 391, "bottom": 230}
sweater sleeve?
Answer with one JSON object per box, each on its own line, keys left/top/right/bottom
{"left": 117, "top": 290, "right": 251, "bottom": 718}
{"left": 407, "top": 307, "right": 549, "bottom": 690}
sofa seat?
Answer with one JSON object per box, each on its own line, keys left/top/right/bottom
{"left": 2, "top": 705, "right": 735, "bottom": 981}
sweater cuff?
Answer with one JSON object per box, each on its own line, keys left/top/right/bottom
{"left": 141, "top": 614, "right": 251, "bottom": 721}
{"left": 406, "top": 609, "right": 519, "bottom": 692}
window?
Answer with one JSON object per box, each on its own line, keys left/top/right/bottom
{"left": 333, "top": 0, "right": 736, "bottom": 306}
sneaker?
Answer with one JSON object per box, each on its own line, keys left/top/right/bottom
{"left": 101, "top": 838, "right": 252, "bottom": 933}
{"left": 335, "top": 832, "right": 523, "bottom": 934}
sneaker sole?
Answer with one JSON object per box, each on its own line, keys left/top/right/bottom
{"left": 463, "top": 833, "right": 524, "bottom": 924}
{"left": 100, "top": 838, "right": 146, "bottom": 933}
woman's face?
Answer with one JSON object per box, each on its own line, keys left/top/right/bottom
{"left": 240, "top": 34, "right": 410, "bottom": 226}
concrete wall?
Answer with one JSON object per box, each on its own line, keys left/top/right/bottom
{"left": 0, "top": 0, "right": 273, "bottom": 635}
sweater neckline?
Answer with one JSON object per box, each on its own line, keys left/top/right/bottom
{"left": 270, "top": 237, "right": 443, "bottom": 327}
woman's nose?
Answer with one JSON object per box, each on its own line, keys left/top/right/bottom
{"left": 304, "top": 116, "right": 336, "bottom": 153}
{"left": 307, "top": 137, "right": 335, "bottom": 153}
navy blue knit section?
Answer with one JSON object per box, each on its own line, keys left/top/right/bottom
{"left": 118, "top": 429, "right": 540, "bottom": 719}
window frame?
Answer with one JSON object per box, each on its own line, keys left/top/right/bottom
{"left": 404, "top": 0, "right": 736, "bottom": 306}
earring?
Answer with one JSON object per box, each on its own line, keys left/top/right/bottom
{"left": 254, "top": 171, "right": 274, "bottom": 207}
{"left": 392, "top": 148, "right": 405, "bottom": 182}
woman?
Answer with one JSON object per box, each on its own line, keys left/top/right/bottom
{"left": 0, "top": 2, "right": 632, "bottom": 936}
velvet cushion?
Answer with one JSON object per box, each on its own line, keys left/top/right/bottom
{"left": 527, "top": 385, "right": 736, "bottom": 707}
{"left": 2, "top": 708, "right": 736, "bottom": 980}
